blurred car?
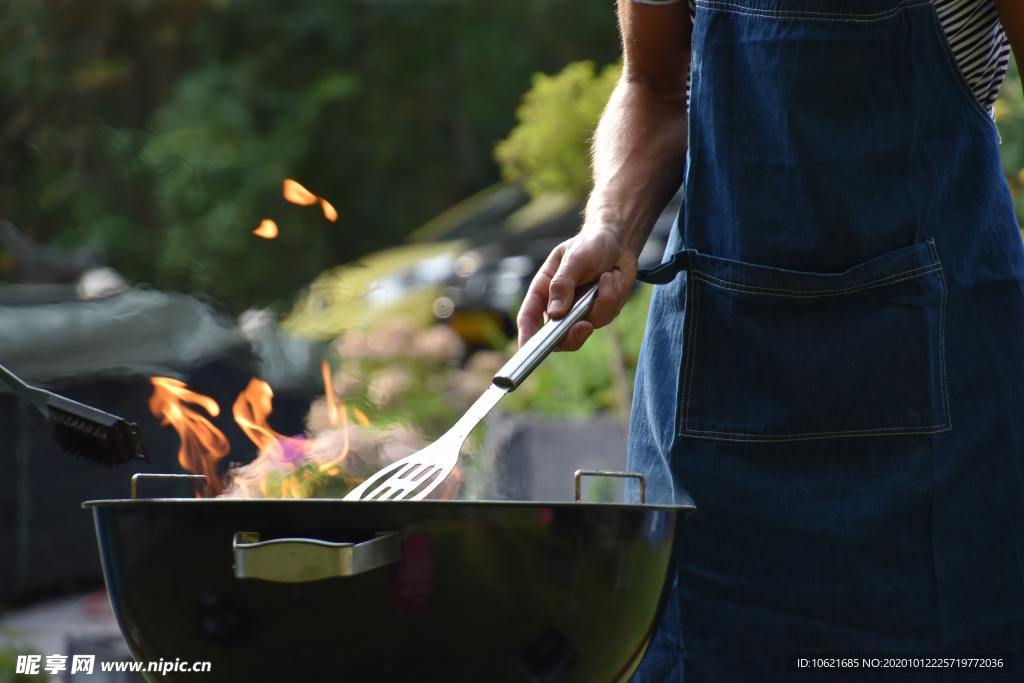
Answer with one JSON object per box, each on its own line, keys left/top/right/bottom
{"left": 283, "top": 182, "right": 682, "bottom": 349}
{"left": 434, "top": 191, "right": 683, "bottom": 346}
{"left": 432, "top": 193, "right": 581, "bottom": 344}
{"left": 283, "top": 184, "right": 530, "bottom": 342}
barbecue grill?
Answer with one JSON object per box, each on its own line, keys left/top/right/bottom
{"left": 84, "top": 471, "right": 693, "bottom": 682}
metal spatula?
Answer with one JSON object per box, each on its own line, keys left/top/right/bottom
{"left": 344, "top": 283, "right": 599, "bottom": 501}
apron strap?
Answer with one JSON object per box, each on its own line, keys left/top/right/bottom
{"left": 637, "top": 249, "right": 691, "bottom": 285}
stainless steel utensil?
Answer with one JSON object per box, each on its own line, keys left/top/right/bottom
{"left": 344, "top": 283, "right": 600, "bottom": 501}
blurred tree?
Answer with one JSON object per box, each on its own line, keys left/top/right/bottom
{"left": 0, "top": 0, "right": 620, "bottom": 309}
{"left": 3, "top": 0, "right": 1020, "bottom": 312}
{"left": 495, "top": 60, "right": 621, "bottom": 201}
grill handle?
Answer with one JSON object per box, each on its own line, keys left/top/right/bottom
{"left": 233, "top": 532, "right": 400, "bottom": 582}
{"left": 131, "top": 473, "right": 206, "bottom": 499}
{"left": 574, "top": 469, "right": 646, "bottom": 504}
{"left": 493, "top": 283, "right": 599, "bottom": 390}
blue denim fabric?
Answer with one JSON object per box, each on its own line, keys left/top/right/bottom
{"left": 627, "top": 0, "right": 1024, "bottom": 680}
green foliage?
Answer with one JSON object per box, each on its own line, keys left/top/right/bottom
{"left": 135, "top": 63, "right": 353, "bottom": 304}
{"left": 0, "top": 644, "right": 48, "bottom": 683}
{"left": 996, "top": 59, "right": 1024, "bottom": 223}
{"left": 499, "top": 56, "right": 1024, "bottom": 222}
{"left": 0, "top": 0, "right": 619, "bottom": 310}
{"left": 495, "top": 61, "right": 621, "bottom": 201}
{"left": 501, "top": 286, "right": 652, "bottom": 417}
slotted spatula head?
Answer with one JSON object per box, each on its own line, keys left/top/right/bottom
{"left": 344, "top": 283, "right": 599, "bottom": 502}
{"left": 344, "top": 383, "right": 508, "bottom": 501}
{"left": 343, "top": 439, "right": 458, "bottom": 501}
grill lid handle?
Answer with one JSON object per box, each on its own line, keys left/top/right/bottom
{"left": 233, "top": 531, "right": 400, "bottom": 582}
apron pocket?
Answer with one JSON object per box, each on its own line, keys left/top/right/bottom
{"left": 678, "top": 239, "right": 949, "bottom": 442}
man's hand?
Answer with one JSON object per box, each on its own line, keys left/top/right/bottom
{"left": 516, "top": 228, "right": 638, "bottom": 351}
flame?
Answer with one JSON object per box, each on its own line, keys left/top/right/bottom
{"left": 283, "top": 179, "right": 318, "bottom": 206}
{"left": 253, "top": 219, "right": 279, "bottom": 239}
{"left": 320, "top": 198, "right": 338, "bottom": 222}
{"left": 352, "top": 406, "right": 370, "bottom": 427}
{"left": 216, "top": 374, "right": 362, "bottom": 496}
{"left": 231, "top": 378, "right": 307, "bottom": 462}
{"left": 148, "top": 366, "right": 429, "bottom": 500}
{"left": 283, "top": 178, "right": 338, "bottom": 222}
{"left": 148, "top": 377, "right": 230, "bottom": 495}
{"left": 147, "top": 373, "right": 458, "bottom": 500}
{"left": 321, "top": 360, "right": 339, "bottom": 426}
{"left": 254, "top": 178, "right": 336, "bottom": 242}
{"left": 283, "top": 477, "right": 303, "bottom": 499}
{"left": 316, "top": 358, "right": 360, "bottom": 471}
{"left": 317, "top": 401, "right": 349, "bottom": 472}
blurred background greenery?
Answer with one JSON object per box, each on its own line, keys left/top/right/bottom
{"left": 998, "top": 60, "right": 1024, "bottom": 219}
{"left": 0, "top": 0, "right": 619, "bottom": 310}
{"left": 3, "top": 1, "right": 1022, "bottom": 425}
{"left": 2, "top": 2, "right": 1021, "bottom": 312}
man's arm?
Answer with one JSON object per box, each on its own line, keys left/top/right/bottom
{"left": 995, "top": 0, "right": 1024, "bottom": 93}
{"left": 517, "top": 1, "right": 692, "bottom": 350}
{"left": 589, "top": 1, "right": 693, "bottom": 258}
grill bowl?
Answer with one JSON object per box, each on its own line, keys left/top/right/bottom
{"left": 83, "top": 496, "right": 691, "bottom": 682}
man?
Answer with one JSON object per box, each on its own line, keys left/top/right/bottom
{"left": 518, "top": 0, "right": 1024, "bottom": 679}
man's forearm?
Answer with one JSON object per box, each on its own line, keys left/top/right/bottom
{"left": 584, "top": 78, "right": 688, "bottom": 257}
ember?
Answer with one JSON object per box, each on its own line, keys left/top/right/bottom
{"left": 252, "top": 219, "right": 279, "bottom": 240}
{"left": 283, "top": 178, "right": 339, "bottom": 222}
{"left": 282, "top": 179, "right": 318, "bottom": 206}
{"left": 320, "top": 198, "right": 338, "bottom": 222}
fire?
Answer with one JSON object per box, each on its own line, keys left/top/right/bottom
{"left": 232, "top": 378, "right": 307, "bottom": 463}
{"left": 316, "top": 399, "right": 350, "bottom": 472}
{"left": 316, "top": 359, "right": 351, "bottom": 471}
{"left": 283, "top": 178, "right": 318, "bottom": 206}
{"left": 254, "top": 180, "right": 336, "bottom": 241}
{"left": 148, "top": 367, "right": 463, "bottom": 501}
{"left": 253, "top": 219, "right": 279, "bottom": 239}
{"left": 283, "top": 178, "right": 338, "bottom": 222}
{"left": 320, "top": 198, "right": 338, "bottom": 222}
{"left": 321, "top": 360, "right": 340, "bottom": 426}
{"left": 352, "top": 406, "right": 370, "bottom": 427}
{"left": 148, "top": 377, "right": 230, "bottom": 495}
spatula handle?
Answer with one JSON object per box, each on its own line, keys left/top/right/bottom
{"left": 494, "top": 283, "right": 599, "bottom": 390}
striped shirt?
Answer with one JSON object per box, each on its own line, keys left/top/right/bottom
{"left": 635, "top": 0, "right": 1010, "bottom": 111}
{"left": 934, "top": 0, "right": 1011, "bottom": 110}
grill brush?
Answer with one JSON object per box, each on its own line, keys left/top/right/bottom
{"left": 0, "top": 362, "right": 147, "bottom": 466}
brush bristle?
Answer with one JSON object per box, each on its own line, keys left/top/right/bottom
{"left": 46, "top": 395, "right": 147, "bottom": 466}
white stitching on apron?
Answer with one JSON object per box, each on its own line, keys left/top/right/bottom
{"left": 696, "top": 0, "right": 931, "bottom": 22}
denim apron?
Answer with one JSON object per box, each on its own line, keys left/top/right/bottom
{"left": 627, "top": 0, "right": 1024, "bottom": 680}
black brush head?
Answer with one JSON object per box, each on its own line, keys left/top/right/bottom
{"left": 45, "top": 394, "right": 148, "bottom": 466}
